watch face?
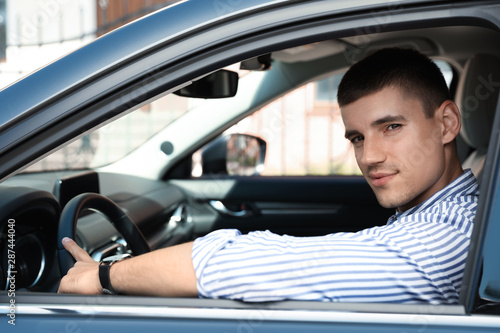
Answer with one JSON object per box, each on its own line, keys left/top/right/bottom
{"left": 101, "top": 253, "right": 132, "bottom": 263}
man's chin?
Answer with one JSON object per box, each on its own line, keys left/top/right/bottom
{"left": 374, "top": 193, "right": 403, "bottom": 210}
{"left": 378, "top": 201, "right": 399, "bottom": 209}
{"left": 369, "top": 181, "right": 409, "bottom": 210}
{"left": 377, "top": 196, "right": 416, "bottom": 212}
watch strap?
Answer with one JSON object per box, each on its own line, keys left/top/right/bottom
{"left": 98, "top": 254, "right": 132, "bottom": 295}
{"left": 99, "top": 261, "right": 117, "bottom": 295}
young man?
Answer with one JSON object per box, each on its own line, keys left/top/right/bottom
{"left": 58, "top": 48, "right": 479, "bottom": 304}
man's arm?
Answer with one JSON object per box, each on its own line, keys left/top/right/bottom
{"left": 57, "top": 237, "right": 198, "bottom": 296}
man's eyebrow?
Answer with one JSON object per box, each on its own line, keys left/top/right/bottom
{"left": 371, "top": 114, "right": 407, "bottom": 127}
{"left": 344, "top": 129, "right": 361, "bottom": 139}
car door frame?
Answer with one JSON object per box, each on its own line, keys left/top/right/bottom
{"left": 2, "top": 0, "right": 500, "bottom": 330}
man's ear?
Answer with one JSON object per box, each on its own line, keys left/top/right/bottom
{"left": 438, "top": 100, "right": 461, "bottom": 144}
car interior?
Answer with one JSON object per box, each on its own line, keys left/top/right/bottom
{"left": 1, "top": 17, "right": 500, "bottom": 314}
{"left": 458, "top": 53, "right": 500, "bottom": 181}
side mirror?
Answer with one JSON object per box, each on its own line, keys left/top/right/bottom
{"left": 173, "top": 70, "right": 238, "bottom": 99}
{"left": 202, "top": 134, "right": 266, "bottom": 175}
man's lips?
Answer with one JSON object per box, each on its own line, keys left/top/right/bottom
{"left": 369, "top": 172, "right": 397, "bottom": 187}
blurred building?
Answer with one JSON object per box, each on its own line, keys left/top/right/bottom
{"left": 96, "top": 0, "right": 178, "bottom": 36}
{"left": 0, "top": 0, "right": 179, "bottom": 88}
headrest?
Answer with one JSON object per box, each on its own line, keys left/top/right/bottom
{"left": 457, "top": 54, "right": 500, "bottom": 149}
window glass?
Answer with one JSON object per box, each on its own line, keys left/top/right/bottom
{"left": 435, "top": 60, "right": 453, "bottom": 86}
{"left": 315, "top": 74, "right": 342, "bottom": 102}
{"left": 226, "top": 72, "right": 360, "bottom": 176}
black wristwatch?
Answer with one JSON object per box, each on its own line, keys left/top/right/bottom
{"left": 99, "top": 254, "right": 132, "bottom": 295}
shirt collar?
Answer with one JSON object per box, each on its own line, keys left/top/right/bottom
{"left": 386, "top": 169, "right": 476, "bottom": 225}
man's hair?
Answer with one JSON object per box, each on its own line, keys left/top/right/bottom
{"left": 337, "top": 48, "right": 451, "bottom": 118}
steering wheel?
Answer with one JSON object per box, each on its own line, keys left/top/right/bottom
{"left": 57, "top": 193, "right": 151, "bottom": 276}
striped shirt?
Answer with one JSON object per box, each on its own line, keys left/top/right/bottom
{"left": 192, "top": 170, "right": 479, "bottom": 304}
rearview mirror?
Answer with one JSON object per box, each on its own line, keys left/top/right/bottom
{"left": 173, "top": 70, "right": 238, "bottom": 99}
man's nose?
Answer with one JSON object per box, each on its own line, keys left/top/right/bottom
{"left": 359, "top": 138, "right": 386, "bottom": 166}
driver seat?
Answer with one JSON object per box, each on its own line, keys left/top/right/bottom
{"left": 456, "top": 54, "right": 500, "bottom": 182}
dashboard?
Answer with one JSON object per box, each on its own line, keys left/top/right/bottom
{"left": 0, "top": 170, "right": 193, "bottom": 293}
{"left": 0, "top": 187, "right": 60, "bottom": 292}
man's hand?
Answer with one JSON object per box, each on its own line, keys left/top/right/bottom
{"left": 58, "top": 237, "right": 103, "bottom": 294}
{"left": 57, "top": 237, "right": 198, "bottom": 296}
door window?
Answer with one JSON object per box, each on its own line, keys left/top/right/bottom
{"left": 226, "top": 72, "right": 359, "bottom": 176}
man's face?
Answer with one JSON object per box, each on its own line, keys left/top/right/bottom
{"left": 341, "top": 86, "right": 447, "bottom": 212}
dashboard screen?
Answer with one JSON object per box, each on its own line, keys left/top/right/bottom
{"left": 53, "top": 171, "right": 100, "bottom": 208}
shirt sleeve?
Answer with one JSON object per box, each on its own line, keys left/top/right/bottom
{"left": 191, "top": 224, "right": 468, "bottom": 303}
{"left": 192, "top": 228, "right": 242, "bottom": 297}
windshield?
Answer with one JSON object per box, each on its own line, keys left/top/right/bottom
{"left": 23, "top": 93, "right": 197, "bottom": 173}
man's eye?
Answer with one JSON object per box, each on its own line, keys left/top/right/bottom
{"left": 351, "top": 136, "right": 364, "bottom": 144}
{"left": 387, "top": 124, "right": 401, "bottom": 131}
